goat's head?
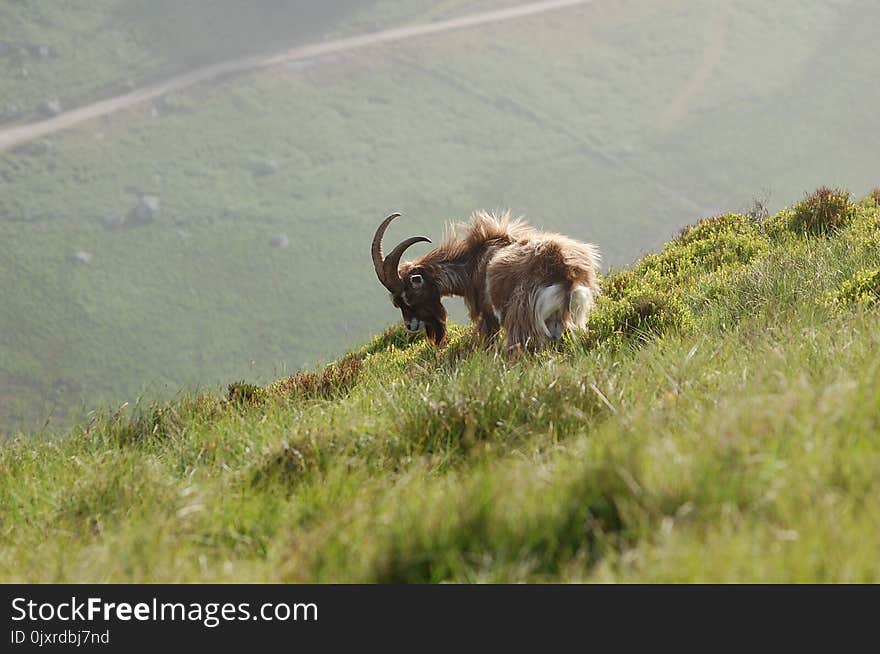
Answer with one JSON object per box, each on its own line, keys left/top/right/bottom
{"left": 372, "top": 213, "right": 447, "bottom": 344}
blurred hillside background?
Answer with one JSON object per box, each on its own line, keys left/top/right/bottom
{"left": 1, "top": 0, "right": 878, "bottom": 432}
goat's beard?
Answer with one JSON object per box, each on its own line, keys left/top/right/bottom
{"left": 424, "top": 319, "right": 447, "bottom": 346}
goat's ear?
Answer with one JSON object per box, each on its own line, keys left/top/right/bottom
{"left": 410, "top": 274, "right": 424, "bottom": 287}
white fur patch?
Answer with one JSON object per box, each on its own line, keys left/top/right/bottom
{"left": 533, "top": 284, "right": 595, "bottom": 339}
{"left": 569, "top": 285, "right": 595, "bottom": 330}
{"left": 534, "top": 283, "right": 567, "bottom": 339}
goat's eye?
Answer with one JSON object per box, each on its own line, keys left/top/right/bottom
{"left": 410, "top": 274, "right": 424, "bottom": 287}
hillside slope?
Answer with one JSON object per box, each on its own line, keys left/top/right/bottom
{"left": 2, "top": 189, "right": 879, "bottom": 582}
{"left": 1, "top": 0, "right": 501, "bottom": 126}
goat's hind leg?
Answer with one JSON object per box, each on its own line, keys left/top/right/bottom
{"left": 477, "top": 310, "right": 501, "bottom": 343}
{"left": 567, "top": 285, "right": 596, "bottom": 334}
{"left": 503, "top": 286, "right": 539, "bottom": 356}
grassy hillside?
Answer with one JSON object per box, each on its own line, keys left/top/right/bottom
{"left": 2, "top": 189, "right": 879, "bottom": 582}
{"left": 2, "top": 0, "right": 879, "bottom": 433}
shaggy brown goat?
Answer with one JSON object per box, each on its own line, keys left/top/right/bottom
{"left": 372, "top": 210, "right": 601, "bottom": 352}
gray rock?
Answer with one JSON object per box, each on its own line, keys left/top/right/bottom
{"left": 270, "top": 233, "right": 289, "bottom": 248}
{"left": 42, "top": 99, "right": 61, "bottom": 116}
{"left": 35, "top": 44, "right": 51, "bottom": 59}
{"left": 176, "top": 229, "right": 191, "bottom": 240}
{"left": 252, "top": 159, "right": 279, "bottom": 177}
{"left": 101, "top": 213, "right": 126, "bottom": 230}
{"left": 128, "top": 195, "right": 160, "bottom": 225}
{"left": 71, "top": 251, "right": 93, "bottom": 265}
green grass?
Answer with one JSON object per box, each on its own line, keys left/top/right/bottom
{"left": 1, "top": 193, "right": 879, "bottom": 582}
{"left": 2, "top": 0, "right": 879, "bottom": 434}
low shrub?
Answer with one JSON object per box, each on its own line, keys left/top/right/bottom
{"left": 584, "top": 284, "right": 695, "bottom": 348}
{"left": 227, "top": 382, "right": 267, "bottom": 407}
{"left": 787, "top": 187, "right": 851, "bottom": 234}
{"left": 269, "top": 357, "right": 363, "bottom": 401}
{"left": 636, "top": 213, "right": 768, "bottom": 286}
{"left": 826, "top": 268, "right": 880, "bottom": 311}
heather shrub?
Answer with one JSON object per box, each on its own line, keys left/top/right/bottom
{"left": 787, "top": 187, "right": 852, "bottom": 234}
{"left": 635, "top": 213, "right": 768, "bottom": 285}
{"left": 583, "top": 281, "right": 695, "bottom": 349}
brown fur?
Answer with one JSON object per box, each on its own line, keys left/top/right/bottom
{"left": 392, "top": 210, "right": 601, "bottom": 352}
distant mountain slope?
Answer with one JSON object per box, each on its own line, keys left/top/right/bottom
{"left": 0, "top": 0, "right": 508, "bottom": 125}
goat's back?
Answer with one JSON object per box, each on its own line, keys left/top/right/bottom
{"left": 485, "top": 231, "right": 600, "bottom": 304}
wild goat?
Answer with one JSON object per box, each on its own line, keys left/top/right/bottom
{"left": 371, "top": 210, "right": 601, "bottom": 352}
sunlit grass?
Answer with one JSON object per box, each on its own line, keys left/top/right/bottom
{"left": 2, "top": 196, "right": 878, "bottom": 582}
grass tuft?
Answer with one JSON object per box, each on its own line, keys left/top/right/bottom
{"left": 268, "top": 357, "right": 363, "bottom": 401}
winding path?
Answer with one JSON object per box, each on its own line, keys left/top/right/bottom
{"left": 0, "top": 0, "right": 592, "bottom": 152}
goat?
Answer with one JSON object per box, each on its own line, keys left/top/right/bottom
{"left": 371, "top": 210, "right": 601, "bottom": 352}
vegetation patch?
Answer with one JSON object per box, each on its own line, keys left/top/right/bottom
{"left": 583, "top": 283, "right": 695, "bottom": 349}
{"left": 347, "top": 324, "right": 425, "bottom": 360}
{"left": 93, "top": 395, "right": 222, "bottom": 446}
{"left": 826, "top": 268, "right": 880, "bottom": 310}
{"left": 283, "top": 456, "right": 635, "bottom": 583}
{"left": 251, "top": 438, "right": 322, "bottom": 488}
{"left": 396, "top": 362, "right": 610, "bottom": 464}
{"left": 230, "top": 355, "right": 367, "bottom": 411}
{"left": 268, "top": 357, "right": 364, "bottom": 401}
{"left": 56, "top": 454, "right": 174, "bottom": 535}
{"left": 632, "top": 213, "right": 769, "bottom": 288}
{"left": 227, "top": 382, "right": 267, "bottom": 407}
{"left": 786, "top": 187, "right": 852, "bottom": 234}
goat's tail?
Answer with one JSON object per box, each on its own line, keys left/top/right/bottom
{"left": 567, "top": 284, "right": 596, "bottom": 330}
{"left": 533, "top": 282, "right": 597, "bottom": 340}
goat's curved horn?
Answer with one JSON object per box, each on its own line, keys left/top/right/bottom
{"left": 382, "top": 236, "right": 431, "bottom": 290}
{"left": 371, "top": 213, "right": 431, "bottom": 292}
{"left": 372, "top": 213, "right": 400, "bottom": 287}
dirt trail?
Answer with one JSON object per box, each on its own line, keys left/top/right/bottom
{"left": 0, "top": 0, "right": 592, "bottom": 152}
